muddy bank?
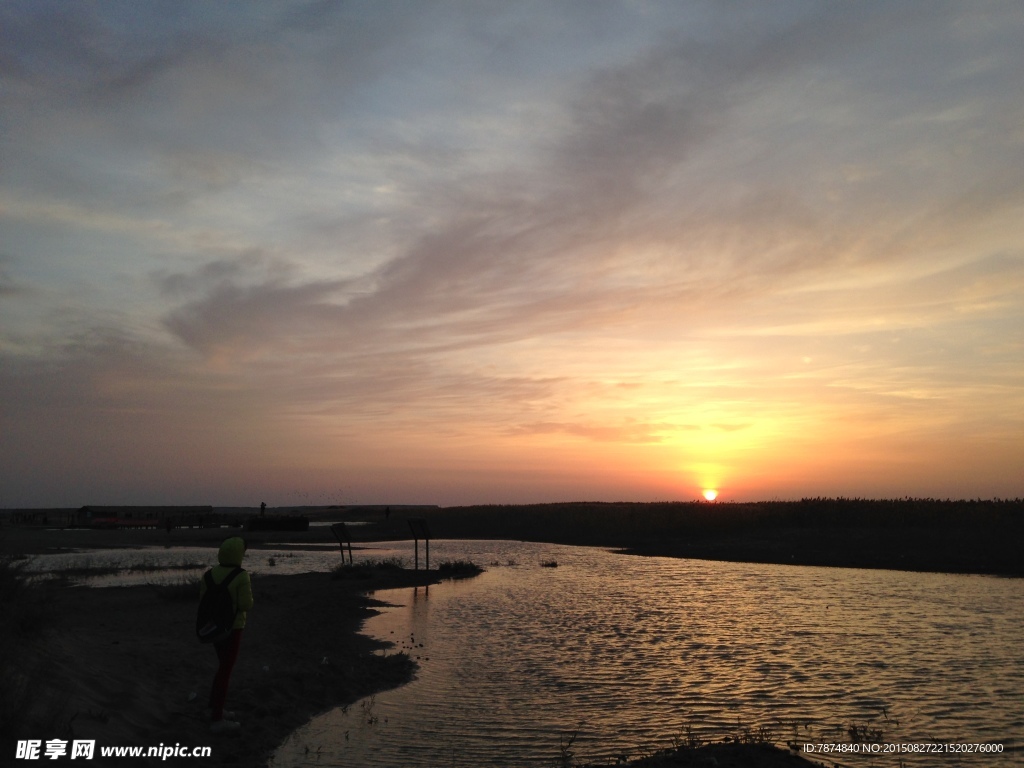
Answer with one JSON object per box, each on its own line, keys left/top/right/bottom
{"left": 6, "top": 568, "right": 440, "bottom": 767}
{"left": 617, "top": 525, "right": 1024, "bottom": 576}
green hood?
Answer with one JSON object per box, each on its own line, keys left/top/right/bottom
{"left": 218, "top": 536, "right": 247, "bottom": 567}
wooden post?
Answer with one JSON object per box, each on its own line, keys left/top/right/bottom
{"left": 408, "top": 518, "right": 431, "bottom": 571}
{"left": 330, "top": 522, "right": 354, "bottom": 564}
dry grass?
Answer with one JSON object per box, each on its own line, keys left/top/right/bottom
{"left": 331, "top": 556, "right": 407, "bottom": 580}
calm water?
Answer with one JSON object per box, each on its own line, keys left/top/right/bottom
{"left": 270, "top": 540, "right": 1023, "bottom": 768}
{"left": 26, "top": 543, "right": 344, "bottom": 586}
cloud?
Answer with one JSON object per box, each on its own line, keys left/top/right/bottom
{"left": 152, "top": 0, "right": 1023, "bottom": 401}
{"left": 0, "top": 254, "right": 22, "bottom": 298}
{"left": 162, "top": 275, "right": 354, "bottom": 360}
{"left": 510, "top": 421, "right": 676, "bottom": 444}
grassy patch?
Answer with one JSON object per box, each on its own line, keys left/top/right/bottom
{"left": 566, "top": 710, "right": 906, "bottom": 767}
{"left": 436, "top": 560, "right": 484, "bottom": 577}
{"left": 331, "top": 556, "right": 407, "bottom": 580}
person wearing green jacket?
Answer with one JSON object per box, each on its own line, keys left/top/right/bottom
{"left": 200, "top": 536, "right": 253, "bottom": 733}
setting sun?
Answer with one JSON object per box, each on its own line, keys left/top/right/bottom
{"left": 702, "top": 489, "right": 718, "bottom": 501}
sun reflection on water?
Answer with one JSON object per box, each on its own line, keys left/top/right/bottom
{"left": 273, "top": 541, "right": 1023, "bottom": 768}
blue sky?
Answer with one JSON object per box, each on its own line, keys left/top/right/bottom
{"left": 1, "top": 1, "right": 1022, "bottom": 507}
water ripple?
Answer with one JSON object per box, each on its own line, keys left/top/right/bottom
{"left": 273, "top": 541, "right": 1023, "bottom": 767}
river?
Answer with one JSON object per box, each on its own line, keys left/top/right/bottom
{"left": 268, "top": 540, "right": 1023, "bottom": 767}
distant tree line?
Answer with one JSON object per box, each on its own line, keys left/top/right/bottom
{"left": 394, "top": 497, "right": 1024, "bottom": 545}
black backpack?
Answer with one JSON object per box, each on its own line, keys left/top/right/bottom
{"left": 196, "top": 567, "right": 243, "bottom": 644}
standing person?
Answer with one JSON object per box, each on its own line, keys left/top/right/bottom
{"left": 200, "top": 536, "right": 253, "bottom": 733}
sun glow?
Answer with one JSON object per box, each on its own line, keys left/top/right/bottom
{"left": 702, "top": 489, "right": 718, "bottom": 501}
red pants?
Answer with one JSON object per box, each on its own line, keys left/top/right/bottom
{"left": 209, "top": 629, "right": 243, "bottom": 721}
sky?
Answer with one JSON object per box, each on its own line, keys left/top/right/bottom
{"left": 1, "top": 1, "right": 1022, "bottom": 508}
